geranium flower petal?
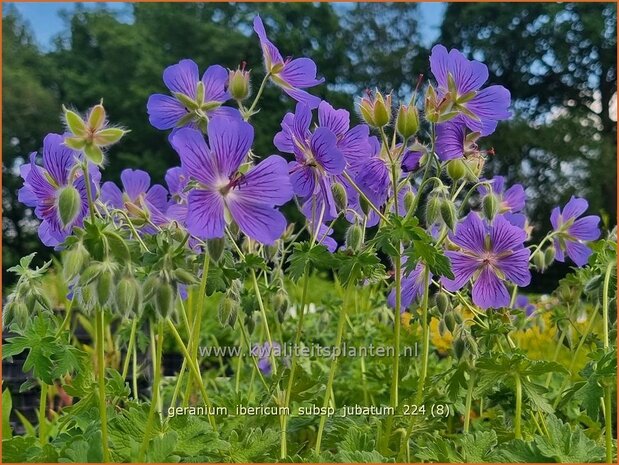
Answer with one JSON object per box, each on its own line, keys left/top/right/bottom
{"left": 568, "top": 215, "right": 600, "bottom": 241}
{"left": 227, "top": 196, "right": 287, "bottom": 245}
{"left": 310, "top": 127, "right": 345, "bottom": 175}
{"left": 186, "top": 189, "right": 225, "bottom": 239}
{"left": 565, "top": 240, "right": 593, "bottom": 267}
{"left": 450, "top": 212, "right": 487, "bottom": 254}
{"left": 472, "top": 267, "right": 510, "bottom": 309}
{"left": 280, "top": 57, "right": 324, "bottom": 88}
{"left": 497, "top": 248, "right": 531, "bottom": 287}
{"left": 121, "top": 169, "right": 151, "bottom": 202}
{"left": 170, "top": 128, "right": 219, "bottom": 185}
{"left": 208, "top": 117, "right": 254, "bottom": 176}
{"left": 147, "top": 94, "right": 188, "bottom": 130}
{"left": 442, "top": 251, "right": 480, "bottom": 292}
{"left": 490, "top": 215, "right": 527, "bottom": 254}
{"left": 201, "top": 64, "right": 230, "bottom": 102}
{"left": 235, "top": 155, "right": 293, "bottom": 206}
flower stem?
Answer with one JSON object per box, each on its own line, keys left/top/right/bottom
{"left": 341, "top": 171, "right": 390, "bottom": 223}
{"left": 138, "top": 320, "right": 163, "bottom": 462}
{"left": 38, "top": 382, "right": 47, "bottom": 446}
{"left": 251, "top": 270, "right": 277, "bottom": 375}
{"left": 514, "top": 374, "right": 522, "bottom": 439}
{"left": 282, "top": 267, "right": 310, "bottom": 459}
{"left": 245, "top": 72, "right": 270, "bottom": 118}
{"left": 602, "top": 263, "right": 614, "bottom": 463}
{"left": 96, "top": 308, "right": 111, "bottom": 462}
{"left": 121, "top": 318, "right": 138, "bottom": 380}
{"left": 463, "top": 362, "right": 476, "bottom": 433}
{"left": 166, "top": 318, "right": 217, "bottom": 429}
{"left": 315, "top": 285, "right": 350, "bottom": 454}
{"left": 83, "top": 162, "right": 97, "bottom": 223}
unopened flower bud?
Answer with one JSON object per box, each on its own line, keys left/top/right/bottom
{"left": 345, "top": 224, "right": 363, "bottom": 252}
{"left": 435, "top": 292, "right": 450, "bottom": 315}
{"left": 57, "top": 185, "right": 82, "bottom": 227}
{"left": 218, "top": 296, "right": 239, "bottom": 328}
{"left": 155, "top": 281, "right": 175, "bottom": 318}
{"left": 116, "top": 275, "right": 141, "bottom": 317}
{"left": 272, "top": 289, "right": 289, "bottom": 323}
{"left": 359, "top": 195, "right": 371, "bottom": 216}
{"left": 444, "top": 311, "right": 456, "bottom": 333}
{"left": 228, "top": 66, "right": 251, "bottom": 101}
{"left": 544, "top": 247, "right": 555, "bottom": 268}
{"left": 207, "top": 238, "right": 226, "bottom": 263}
{"left": 96, "top": 266, "right": 115, "bottom": 307}
{"left": 331, "top": 182, "right": 348, "bottom": 211}
{"left": 63, "top": 243, "right": 88, "bottom": 280}
{"left": 172, "top": 268, "right": 199, "bottom": 285}
{"left": 396, "top": 104, "right": 419, "bottom": 138}
{"left": 438, "top": 318, "right": 448, "bottom": 337}
{"left": 464, "top": 155, "right": 485, "bottom": 181}
{"left": 425, "top": 195, "right": 442, "bottom": 225}
{"left": 533, "top": 251, "right": 546, "bottom": 272}
{"left": 79, "top": 263, "right": 103, "bottom": 287}
{"left": 403, "top": 189, "right": 415, "bottom": 214}
{"left": 453, "top": 336, "right": 466, "bottom": 360}
{"left": 359, "top": 90, "right": 391, "bottom": 128}
{"left": 446, "top": 159, "right": 466, "bottom": 181}
{"left": 482, "top": 193, "right": 500, "bottom": 220}
{"left": 440, "top": 198, "right": 457, "bottom": 231}
{"left": 4, "top": 301, "right": 28, "bottom": 328}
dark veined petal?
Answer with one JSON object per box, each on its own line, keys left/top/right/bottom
{"left": 429, "top": 44, "right": 450, "bottom": 89}
{"left": 550, "top": 206, "right": 561, "bottom": 230}
{"left": 186, "top": 189, "right": 225, "bottom": 239}
{"left": 553, "top": 238, "right": 565, "bottom": 262}
{"left": 274, "top": 112, "right": 295, "bottom": 153}
{"left": 289, "top": 161, "right": 316, "bottom": 198}
{"left": 121, "top": 169, "right": 151, "bottom": 202}
{"left": 292, "top": 103, "right": 313, "bottom": 143}
{"left": 169, "top": 128, "right": 219, "bottom": 185}
{"left": 465, "top": 85, "right": 511, "bottom": 121}
{"left": 318, "top": 101, "right": 350, "bottom": 136}
{"left": 279, "top": 57, "right": 325, "bottom": 88}
{"left": 448, "top": 48, "right": 489, "bottom": 94}
{"left": 226, "top": 195, "right": 288, "bottom": 245}
{"left": 502, "top": 184, "right": 526, "bottom": 212}
{"left": 441, "top": 251, "right": 481, "bottom": 292}
{"left": 234, "top": 155, "right": 293, "bottom": 206}
{"left": 282, "top": 86, "right": 322, "bottom": 109}
{"left": 490, "top": 215, "right": 527, "bottom": 254}
{"left": 401, "top": 149, "right": 422, "bottom": 172}
{"left": 450, "top": 211, "right": 487, "bottom": 255}
{"left": 562, "top": 196, "right": 589, "bottom": 221}
{"left": 145, "top": 184, "right": 169, "bottom": 213}
{"left": 472, "top": 266, "right": 510, "bottom": 309}
{"left": 496, "top": 248, "right": 531, "bottom": 287}
{"left": 101, "top": 181, "right": 124, "bottom": 208}
{"left": 201, "top": 64, "right": 230, "bottom": 103}
{"left": 208, "top": 106, "right": 242, "bottom": 121}
{"left": 310, "top": 127, "right": 345, "bottom": 175}
{"left": 26, "top": 154, "right": 55, "bottom": 201}
{"left": 163, "top": 59, "right": 199, "bottom": 98}
{"left": 568, "top": 215, "right": 600, "bottom": 241}
{"left": 207, "top": 116, "right": 254, "bottom": 176}
{"left": 462, "top": 116, "right": 498, "bottom": 137}
{"left": 338, "top": 125, "right": 371, "bottom": 169}
{"left": 253, "top": 15, "right": 283, "bottom": 70}
{"left": 147, "top": 94, "right": 188, "bottom": 130}
{"left": 435, "top": 120, "right": 466, "bottom": 161}
{"left": 42, "top": 133, "right": 77, "bottom": 186}
{"left": 165, "top": 167, "right": 188, "bottom": 198}
{"left": 565, "top": 240, "right": 593, "bottom": 267}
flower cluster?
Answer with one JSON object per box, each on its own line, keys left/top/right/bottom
{"left": 19, "top": 15, "right": 602, "bottom": 316}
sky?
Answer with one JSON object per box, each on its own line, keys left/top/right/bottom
{"left": 6, "top": 2, "right": 446, "bottom": 50}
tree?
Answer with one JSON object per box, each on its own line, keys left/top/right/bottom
{"left": 439, "top": 3, "right": 617, "bottom": 232}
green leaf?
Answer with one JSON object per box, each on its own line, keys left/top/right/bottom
{"left": 103, "top": 230, "right": 131, "bottom": 262}
{"left": 145, "top": 431, "right": 179, "bottom": 462}
{"left": 287, "top": 242, "right": 333, "bottom": 281}
{"left": 2, "top": 390, "right": 12, "bottom": 440}
{"left": 497, "top": 439, "right": 548, "bottom": 462}
{"left": 336, "top": 248, "right": 384, "bottom": 287}
{"left": 404, "top": 240, "right": 454, "bottom": 279}
{"left": 460, "top": 431, "right": 498, "bottom": 462}
{"left": 535, "top": 414, "right": 605, "bottom": 462}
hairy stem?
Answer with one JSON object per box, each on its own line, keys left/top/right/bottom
{"left": 138, "top": 320, "right": 163, "bottom": 461}
{"left": 121, "top": 318, "right": 138, "bottom": 380}
{"left": 38, "top": 382, "right": 47, "bottom": 446}
{"left": 96, "top": 309, "right": 111, "bottom": 462}
{"left": 514, "top": 374, "right": 523, "bottom": 439}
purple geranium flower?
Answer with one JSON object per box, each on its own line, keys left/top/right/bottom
{"left": 164, "top": 166, "right": 189, "bottom": 222}
{"left": 147, "top": 59, "right": 240, "bottom": 131}
{"left": 388, "top": 261, "right": 432, "bottom": 312}
{"left": 550, "top": 196, "right": 600, "bottom": 267}
{"left": 275, "top": 103, "right": 345, "bottom": 221}
{"left": 435, "top": 120, "right": 468, "bottom": 161}
{"left": 101, "top": 169, "right": 169, "bottom": 226}
{"left": 430, "top": 45, "right": 511, "bottom": 136}
{"left": 253, "top": 342, "right": 281, "bottom": 376}
{"left": 514, "top": 294, "right": 535, "bottom": 317}
{"left": 170, "top": 117, "right": 293, "bottom": 245}
{"left": 18, "top": 133, "right": 98, "bottom": 247}
{"left": 479, "top": 176, "right": 526, "bottom": 214}
{"left": 253, "top": 16, "right": 324, "bottom": 109}
{"left": 442, "top": 212, "right": 531, "bottom": 309}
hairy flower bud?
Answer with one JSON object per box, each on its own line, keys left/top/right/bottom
{"left": 440, "top": 198, "right": 457, "bottom": 231}
{"left": 63, "top": 243, "right": 89, "bottom": 281}
{"left": 155, "top": 281, "right": 175, "bottom": 319}
{"left": 272, "top": 288, "right": 289, "bottom": 323}
{"left": 482, "top": 193, "right": 500, "bottom": 220}
{"left": 207, "top": 238, "right": 226, "bottom": 263}
{"left": 57, "top": 185, "right": 82, "bottom": 227}
{"left": 403, "top": 189, "right": 415, "bottom": 214}
{"left": 444, "top": 311, "right": 456, "bottom": 333}
{"left": 218, "top": 296, "right": 239, "bottom": 328}
{"left": 331, "top": 182, "right": 348, "bottom": 211}
{"left": 453, "top": 336, "right": 466, "bottom": 360}
{"left": 359, "top": 90, "right": 392, "bottom": 128}
{"left": 425, "top": 195, "right": 442, "bottom": 225}
{"left": 544, "top": 247, "right": 555, "bottom": 268}
{"left": 533, "top": 251, "right": 546, "bottom": 272}
{"left": 116, "top": 275, "right": 141, "bottom": 317}
{"left": 345, "top": 224, "right": 363, "bottom": 252}
{"left": 97, "top": 266, "right": 115, "bottom": 307}
{"left": 172, "top": 268, "right": 199, "bottom": 286}
{"left": 396, "top": 104, "right": 419, "bottom": 138}
{"left": 446, "top": 159, "right": 466, "bottom": 181}
{"left": 435, "top": 292, "right": 451, "bottom": 315}
{"left": 228, "top": 65, "right": 251, "bottom": 101}
{"left": 438, "top": 318, "right": 447, "bottom": 337}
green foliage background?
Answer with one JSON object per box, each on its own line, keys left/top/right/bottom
{"left": 3, "top": 2, "right": 616, "bottom": 286}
